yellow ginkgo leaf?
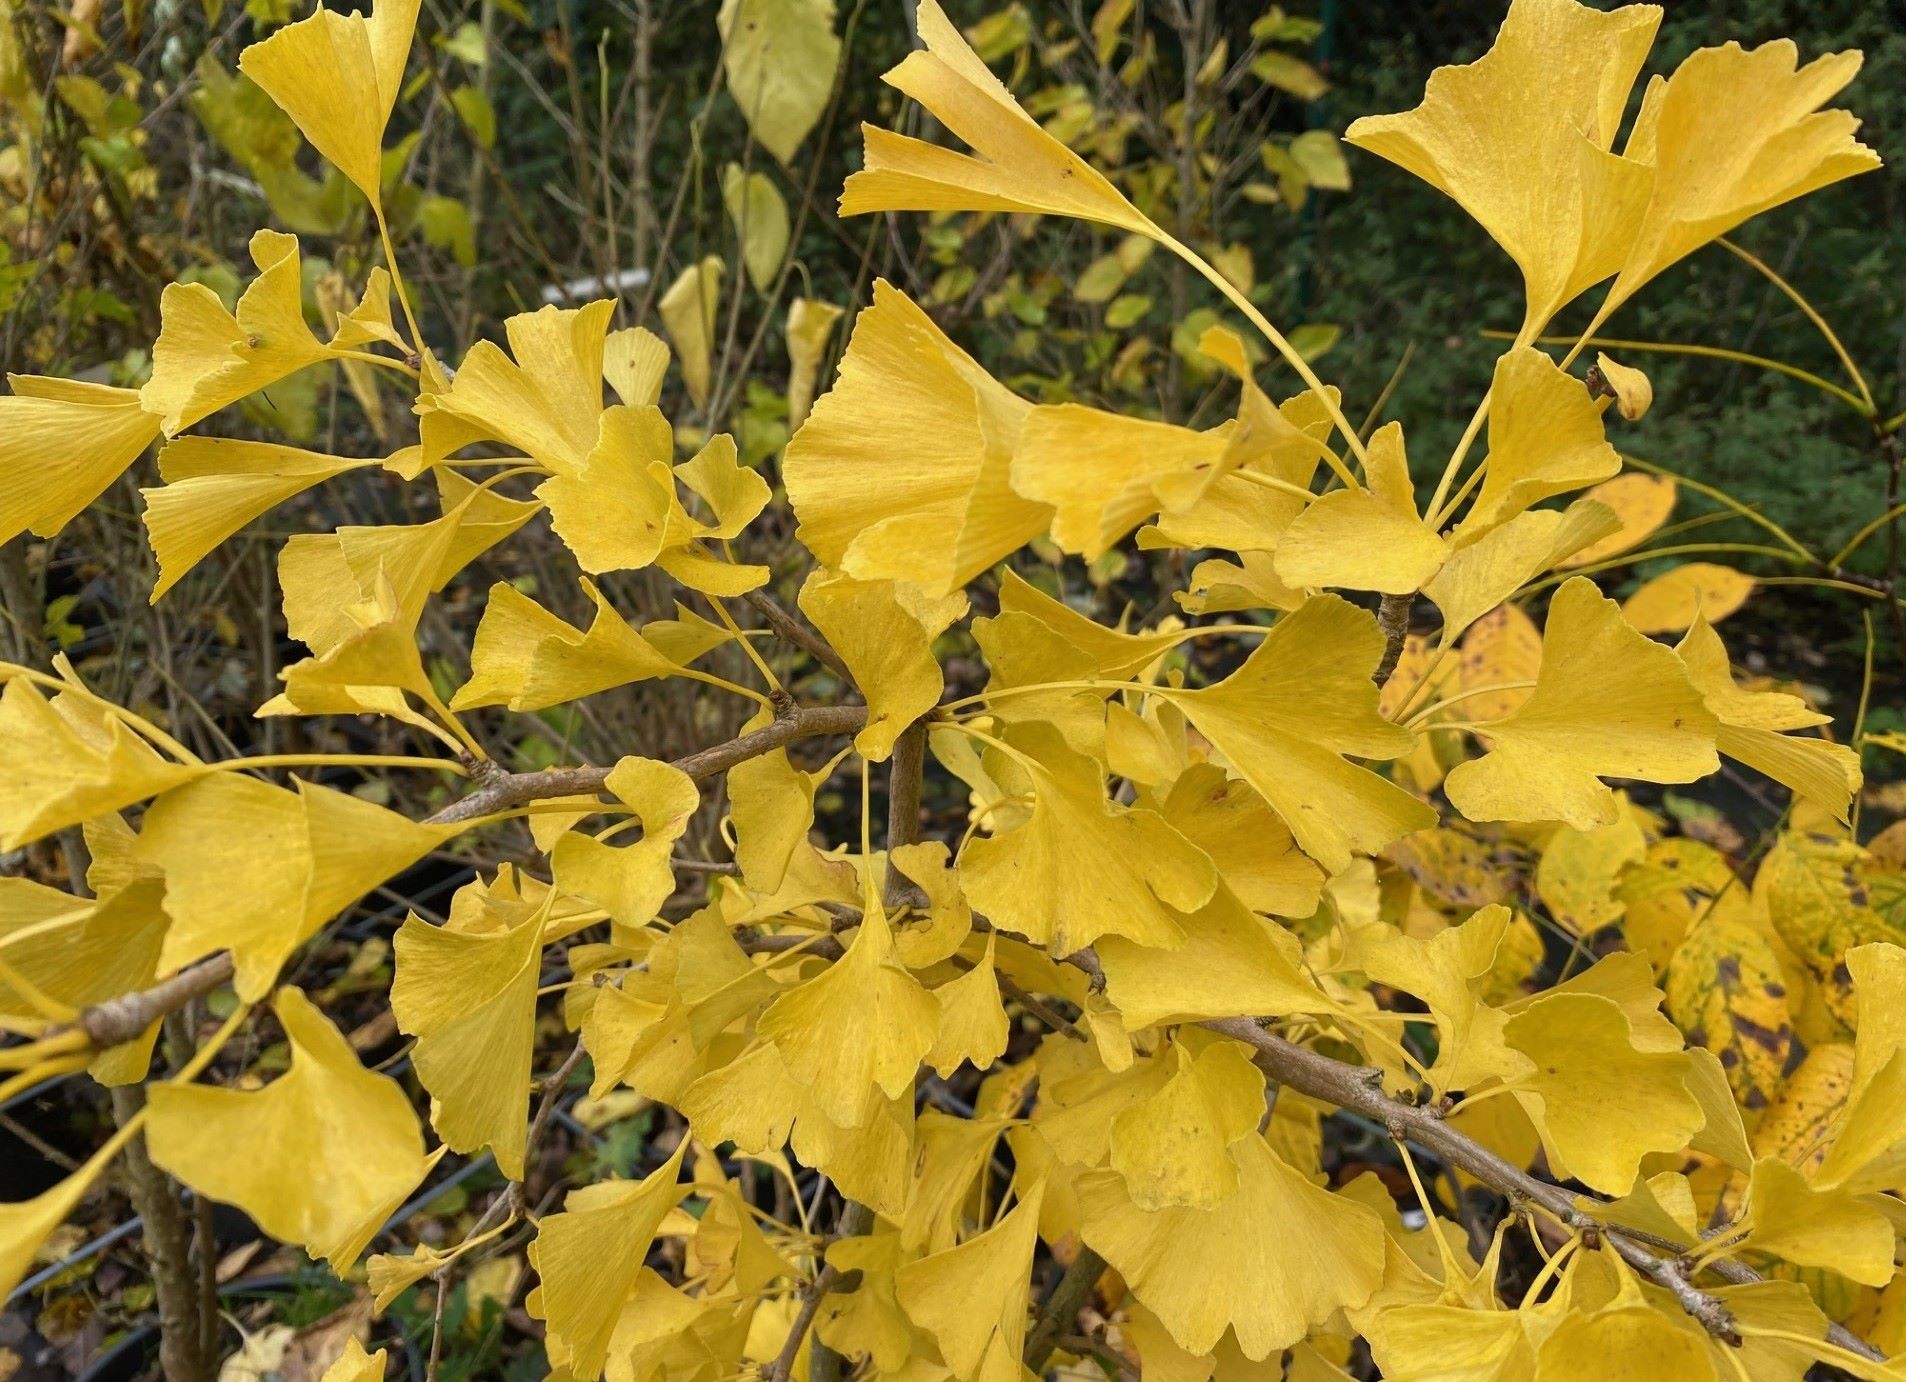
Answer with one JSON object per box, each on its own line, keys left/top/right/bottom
{"left": 1154, "top": 595, "right": 1434, "bottom": 872}
{"left": 1737, "top": 1157, "right": 1894, "bottom": 1285}
{"left": 319, "top": 1339, "right": 387, "bottom": 1382}
{"left": 0, "top": 376, "right": 161, "bottom": 543}
{"left": 1501, "top": 991, "right": 1703, "bottom": 1194}
{"left": 1425, "top": 499, "right": 1620, "bottom": 647}
{"left": 1677, "top": 616, "right": 1860, "bottom": 821}
{"left": 1602, "top": 39, "right": 1880, "bottom": 316}
{"left": 797, "top": 568, "right": 966, "bottom": 760}
{"left": 1011, "top": 404, "right": 1233, "bottom": 559}
{"left": 1532, "top": 1298, "right": 1716, "bottom": 1382}
{"left": 1344, "top": 0, "right": 1659, "bottom": 333}
{"left": 960, "top": 723, "right": 1216, "bottom": 953}
{"left": 238, "top": 0, "right": 418, "bottom": 205}
{"left": 537, "top": 404, "right": 683, "bottom": 576}
{"left": 901, "top": 1111, "right": 1010, "bottom": 1254}
{"left": 0, "top": 872, "right": 168, "bottom": 1024}
{"left": 1622, "top": 562, "right": 1756, "bottom": 634}
{"left": 893, "top": 1180, "right": 1045, "bottom": 1378}
{"left": 527, "top": 1141, "right": 689, "bottom": 1380}
{"left": 659, "top": 256, "right": 723, "bottom": 410}
{"left": 1535, "top": 808, "right": 1647, "bottom": 936}
{"left": 550, "top": 756, "right": 700, "bottom": 928}
{"left": 1814, "top": 945, "right": 1906, "bottom": 1193}
{"left": 925, "top": 938, "right": 1011, "bottom": 1078}
{"left": 604, "top": 325, "right": 669, "bottom": 408}
{"left": 1097, "top": 885, "right": 1329, "bottom": 1030}
{"left": 138, "top": 773, "right": 456, "bottom": 998}
{"left": 1664, "top": 908, "right": 1792, "bottom": 1117}
{"left": 717, "top": 0, "right": 840, "bottom": 166}
{"left": 1156, "top": 763, "right": 1325, "bottom": 918}
{"left": 722, "top": 164, "right": 790, "bottom": 293}
{"left": 392, "top": 902, "right": 544, "bottom": 1177}
{"left": 1444, "top": 577, "right": 1718, "bottom": 828}
{"left": 147, "top": 988, "right": 426, "bottom": 1268}
{"left": 1178, "top": 551, "right": 1307, "bottom": 616}
{"left": 453, "top": 578, "right": 683, "bottom": 712}
{"left": 1457, "top": 345, "right": 1622, "bottom": 538}
{"left": 424, "top": 300, "right": 615, "bottom": 474}
{"left": 1277, "top": 422, "right": 1445, "bottom": 594}
{"left": 728, "top": 743, "right": 828, "bottom": 895}
{"left": 840, "top": 0, "right": 1159, "bottom": 237}
{"left": 785, "top": 297, "right": 844, "bottom": 429}
{"left": 0, "top": 678, "right": 199, "bottom": 849}
{"left": 1078, "top": 1133, "right": 1385, "bottom": 1360}
{"left": 784, "top": 280, "right": 1050, "bottom": 595}
{"left": 1108, "top": 1038, "right": 1265, "bottom": 1211}
{"left": 755, "top": 907, "right": 938, "bottom": 1130}
{"left": 1354, "top": 905, "right": 1521, "bottom": 1091}
{"left": 141, "top": 437, "right": 378, "bottom": 600}
{"left": 141, "top": 231, "right": 337, "bottom": 436}
{"left": 1595, "top": 351, "right": 1654, "bottom": 420}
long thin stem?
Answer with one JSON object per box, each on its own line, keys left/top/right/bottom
{"left": 206, "top": 753, "right": 466, "bottom": 775}
{"left": 1716, "top": 237, "right": 1875, "bottom": 414}
{"left": 1493, "top": 330, "right": 1871, "bottom": 415}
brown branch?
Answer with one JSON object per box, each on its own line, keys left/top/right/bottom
{"left": 426, "top": 704, "right": 869, "bottom": 825}
{"left": 768, "top": 1261, "right": 840, "bottom": 1382}
{"left": 1199, "top": 1016, "right": 1880, "bottom": 1362}
{"left": 1373, "top": 592, "right": 1412, "bottom": 686}
{"left": 882, "top": 720, "right": 928, "bottom": 909}
{"left": 1024, "top": 1245, "right": 1108, "bottom": 1370}
{"left": 744, "top": 588, "right": 855, "bottom": 683}
{"left": 111, "top": 1085, "right": 211, "bottom": 1382}
{"left": 78, "top": 954, "right": 235, "bottom": 1050}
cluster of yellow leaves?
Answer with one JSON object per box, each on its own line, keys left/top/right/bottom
{"left": 0, "top": 0, "right": 1897, "bottom": 1379}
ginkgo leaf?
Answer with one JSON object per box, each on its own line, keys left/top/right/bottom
{"left": 1344, "top": 0, "right": 1659, "bottom": 332}
{"left": 1622, "top": 562, "right": 1755, "bottom": 634}
{"left": 840, "top": 0, "right": 1159, "bottom": 237}
{"left": 141, "top": 231, "right": 339, "bottom": 436}
{"left": 392, "top": 902, "right": 543, "bottom": 1178}
{"left": 717, "top": 0, "right": 840, "bottom": 165}
{"left": 1354, "top": 905, "right": 1521, "bottom": 1091}
{"left": 453, "top": 578, "right": 683, "bottom": 711}
{"left": 1277, "top": 422, "right": 1444, "bottom": 594}
{"left": 960, "top": 723, "right": 1216, "bottom": 953}
{"left": 1456, "top": 601, "right": 1544, "bottom": 723}
{"left": 148, "top": 988, "right": 426, "bottom": 1267}
{"left": 424, "top": 300, "right": 615, "bottom": 474}
{"left": 1595, "top": 351, "right": 1654, "bottom": 420}
{"left": 1444, "top": 577, "right": 1718, "bottom": 828}
{"left": 319, "top": 1340, "right": 386, "bottom": 1382}
{"left": 797, "top": 568, "right": 965, "bottom": 760}
{"left": 1011, "top": 404, "right": 1233, "bottom": 559}
{"left": 1535, "top": 808, "right": 1647, "bottom": 936}
{"left": 0, "top": 873, "right": 168, "bottom": 1022}
{"left": 1678, "top": 615, "right": 1860, "bottom": 821}
{"left": 603, "top": 325, "right": 669, "bottom": 408}
{"left": 659, "top": 257, "right": 723, "bottom": 410}
{"left": 1457, "top": 345, "right": 1622, "bottom": 538}
{"left": 1664, "top": 908, "right": 1792, "bottom": 1117}
{"left": 141, "top": 437, "right": 377, "bottom": 599}
{"left": 1601, "top": 39, "right": 1880, "bottom": 316}
{"left": 1532, "top": 1297, "right": 1716, "bottom": 1382}
{"left": 925, "top": 938, "right": 1011, "bottom": 1078}
{"left": 1097, "top": 885, "right": 1329, "bottom": 1030}
{"left": 1425, "top": 500, "right": 1619, "bottom": 647}
{"left": 0, "top": 376, "right": 161, "bottom": 544}
{"left": 551, "top": 757, "right": 700, "bottom": 928}
{"left": 722, "top": 164, "right": 790, "bottom": 293}
{"left": 756, "top": 908, "right": 937, "bottom": 1130}
{"left": 1559, "top": 474, "right": 1676, "bottom": 571}
{"left": 785, "top": 297, "right": 844, "bottom": 429}
{"left": 238, "top": 0, "right": 418, "bottom": 205}
{"left": 137, "top": 773, "right": 456, "bottom": 998}
{"left": 527, "top": 1141, "right": 689, "bottom": 1380}
{"left": 888, "top": 840, "right": 974, "bottom": 969}
{"left": 784, "top": 280, "right": 1049, "bottom": 595}
{"left": 894, "top": 1180, "right": 1045, "bottom": 1378}
{"left": 1078, "top": 1133, "right": 1385, "bottom": 1360}
{"left": 1108, "top": 1038, "right": 1265, "bottom": 1211}
{"left": 1501, "top": 991, "right": 1703, "bottom": 1194}
{"left": 537, "top": 404, "right": 683, "bottom": 576}
{"left": 1153, "top": 595, "right": 1434, "bottom": 872}
{"left": 1737, "top": 1156, "right": 1894, "bottom": 1285}
{"left": 1156, "top": 763, "right": 1325, "bottom": 918}
{"left": 0, "top": 678, "right": 199, "bottom": 849}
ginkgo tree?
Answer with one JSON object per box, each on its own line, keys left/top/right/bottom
{"left": 2, "top": 0, "right": 1904, "bottom": 1378}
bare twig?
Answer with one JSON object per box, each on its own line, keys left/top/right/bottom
{"left": 1023, "top": 1245, "right": 1108, "bottom": 1371}
{"left": 79, "top": 954, "right": 235, "bottom": 1050}
{"left": 110, "top": 1086, "right": 210, "bottom": 1382}
{"left": 1373, "top": 592, "right": 1412, "bottom": 686}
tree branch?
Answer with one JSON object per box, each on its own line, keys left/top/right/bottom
{"left": 744, "top": 588, "right": 855, "bottom": 683}
{"left": 1024, "top": 1245, "right": 1108, "bottom": 1370}
{"left": 425, "top": 704, "right": 869, "bottom": 825}
{"left": 1373, "top": 592, "right": 1412, "bottom": 686}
